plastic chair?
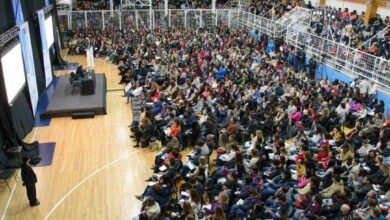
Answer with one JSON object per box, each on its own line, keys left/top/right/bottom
{"left": 0, "top": 168, "right": 15, "bottom": 191}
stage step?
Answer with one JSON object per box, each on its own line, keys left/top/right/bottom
{"left": 71, "top": 112, "right": 95, "bottom": 119}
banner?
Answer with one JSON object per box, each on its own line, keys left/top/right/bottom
{"left": 38, "top": 9, "right": 53, "bottom": 88}
{"left": 86, "top": 47, "right": 94, "bottom": 70}
{"left": 19, "top": 22, "right": 39, "bottom": 116}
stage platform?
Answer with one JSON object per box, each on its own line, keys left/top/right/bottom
{"left": 41, "top": 74, "right": 107, "bottom": 118}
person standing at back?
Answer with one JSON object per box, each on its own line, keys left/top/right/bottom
{"left": 21, "top": 158, "right": 39, "bottom": 207}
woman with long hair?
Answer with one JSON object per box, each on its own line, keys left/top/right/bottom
{"left": 189, "top": 189, "right": 202, "bottom": 220}
{"left": 207, "top": 206, "right": 226, "bottom": 220}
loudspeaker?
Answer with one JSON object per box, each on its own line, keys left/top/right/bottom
{"left": 71, "top": 112, "right": 95, "bottom": 119}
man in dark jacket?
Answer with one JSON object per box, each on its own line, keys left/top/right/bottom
{"left": 21, "top": 158, "right": 39, "bottom": 206}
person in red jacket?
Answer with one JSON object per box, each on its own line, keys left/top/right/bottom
{"left": 170, "top": 118, "right": 182, "bottom": 137}
{"left": 316, "top": 144, "right": 330, "bottom": 169}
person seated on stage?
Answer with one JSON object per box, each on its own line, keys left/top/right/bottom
{"left": 125, "top": 81, "right": 143, "bottom": 104}
{"left": 76, "top": 65, "right": 85, "bottom": 79}
{"left": 69, "top": 72, "right": 79, "bottom": 82}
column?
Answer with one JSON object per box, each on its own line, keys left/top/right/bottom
{"left": 110, "top": 0, "right": 114, "bottom": 17}
{"left": 364, "top": 0, "right": 377, "bottom": 25}
{"left": 149, "top": 0, "right": 153, "bottom": 30}
{"left": 164, "top": 0, "right": 168, "bottom": 17}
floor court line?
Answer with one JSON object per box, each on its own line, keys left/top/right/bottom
{"left": 44, "top": 149, "right": 142, "bottom": 220}
{"left": 31, "top": 127, "right": 39, "bottom": 142}
{"left": 0, "top": 171, "right": 21, "bottom": 220}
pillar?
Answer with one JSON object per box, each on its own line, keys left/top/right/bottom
{"left": 364, "top": 0, "right": 377, "bottom": 25}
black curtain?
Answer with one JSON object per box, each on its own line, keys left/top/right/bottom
{"left": 50, "top": 0, "right": 66, "bottom": 65}
{"left": 0, "top": 0, "right": 19, "bottom": 148}
{"left": 0, "top": 0, "right": 62, "bottom": 147}
{"left": 0, "top": 62, "right": 18, "bottom": 148}
{"left": 0, "top": 0, "right": 40, "bottom": 148}
{"left": 0, "top": 52, "right": 31, "bottom": 148}
{"left": 10, "top": 92, "right": 34, "bottom": 139}
{"left": 0, "top": 0, "right": 14, "bottom": 33}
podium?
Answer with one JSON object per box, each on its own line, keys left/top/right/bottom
{"left": 81, "top": 72, "right": 96, "bottom": 95}
{"left": 81, "top": 47, "right": 96, "bottom": 96}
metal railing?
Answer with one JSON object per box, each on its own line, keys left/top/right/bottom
{"left": 360, "top": 25, "right": 390, "bottom": 49}
{"left": 238, "top": 10, "right": 284, "bottom": 38}
{"left": 276, "top": 7, "right": 312, "bottom": 27}
{"left": 237, "top": 8, "right": 312, "bottom": 40}
{"left": 285, "top": 26, "right": 390, "bottom": 88}
{"left": 64, "top": 9, "right": 241, "bottom": 31}
{"left": 235, "top": 10, "right": 390, "bottom": 91}
{"left": 215, "top": 0, "right": 251, "bottom": 23}
{"left": 58, "top": 7, "right": 390, "bottom": 92}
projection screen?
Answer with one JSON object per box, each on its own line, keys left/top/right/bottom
{"left": 45, "top": 16, "right": 54, "bottom": 47}
{"left": 1, "top": 42, "right": 26, "bottom": 104}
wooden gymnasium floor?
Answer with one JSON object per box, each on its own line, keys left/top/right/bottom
{"left": 0, "top": 52, "right": 154, "bottom": 220}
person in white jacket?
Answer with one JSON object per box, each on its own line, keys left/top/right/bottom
{"left": 133, "top": 197, "right": 161, "bottom": 220}
{"left": 125, "top": 81, "right": 143, "bottom": 103}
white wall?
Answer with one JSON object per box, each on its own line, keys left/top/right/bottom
{"left": 304, "top": 0, "right": 320, "bottom": 7}
{"left": 377, "top": 7, "right": 390, "bottom": 18}
{"left": 325, "top": 0, "right": 366, "bottom": 13}
{"left": 324, "top": 0, "right": 390, "bottom": 18}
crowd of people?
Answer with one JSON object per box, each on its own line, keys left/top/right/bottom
{"left": 247, "top": 0, "right": 306, "bottom": 19}
{"left": 71, "top": 0, "right": 229, "bottom": 10}
{"left": 246, "top": 0, "right": 390, "bottom": 60}
{"left": 309, "top": 7, "right": 390, "bottom": 60}
{"left": 69, "top": 0, "right": 390, "bottom": 62}
{"left": 73, "top": 0, "right": 109, "bottom": 10}
{"left": 70, "top": 24, "right": 390, "bottom": 219}
{"left": 152, "top": 0, "right": 229, "bottom": 9}
{"left": 67, "top": 1, "right": 390, "bottom": 217}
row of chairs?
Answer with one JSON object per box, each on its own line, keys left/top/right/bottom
{"left": 130, "top": 91, "right": 147, "bottom": 122}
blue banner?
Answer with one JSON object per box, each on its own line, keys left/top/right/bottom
{"left": 19, "top": 22, "right": 39, "bottom": 116}
{"left": 38, "top": 9, "right": 53, "bottom": 88}
{"left": 12, "top": 0, "right": 39, "bottom": 115}
{"left": 11, "top": 0, "right": 24, "bottom": 25}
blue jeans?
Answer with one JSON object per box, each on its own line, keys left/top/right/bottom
{"left": 126, "top": 91, "right": 135, "bottom": 97}
{"left": 262, "top": 186, "right": 276, "bottom": 196}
